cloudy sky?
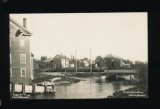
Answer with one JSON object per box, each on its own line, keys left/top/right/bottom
{"left": 10, "top": 13, "right": 147, "bottom": 62}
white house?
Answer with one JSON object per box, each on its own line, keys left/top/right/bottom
{"left": 120, "top": 59, "right": 131, "bottom": 68}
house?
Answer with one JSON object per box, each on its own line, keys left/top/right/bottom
{"left": 41, "top": 56, "right": 47, "bottom": 61}
{"left": 52, "top": 54, "right": 69, "bottom": 69}
{"left": 80, "top": 58, "right": 90, "bottom": 67}
{"left": 69, "top": 61, "right": 74, "bottom": 67}
{"left": 10, "top": 17, "right": 34, "bottom": 84}
{"left": 34, "top": 59, "right": 44, "bottom": 69}
{"left": 120, "top": 59, "right": 131, "bottom": 68}
{"left": 69, "top": 55, "right": 75, "bottom": 67}
{"left": 43, "top": 58, "right": 54, "bottom": 69}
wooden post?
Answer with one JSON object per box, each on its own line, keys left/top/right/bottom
{"left": 22, "top": 83, "right": 25, "bottom": 94}
{"left": 52, "top": 84, "right": 55, "bottom": 92}
{"left": 12, "top": 82, "right": 15, "bottom": 94}
{"left": 116, "top": 75, "right": 118, "bottom": 80}
{"left": 130, "top": 75, "right": 131, "bottom": 81}
{"left": 35, "top": 84, "right": 37, "bottom": 93}
{"left": 32, "top": 84, "right": 36, "bottom": 94}
{"left": 44, "top": 84, "right": 47, "bottom": 94}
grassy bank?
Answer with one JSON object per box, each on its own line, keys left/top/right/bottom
{"left": 32, "top": 73, "right": 63, "bottom": 83}
{"left": 32, "top": 72, "right": 80, "bottom": 84}
{"left": 64, "top": 72, "right": 103, "bottom": 78}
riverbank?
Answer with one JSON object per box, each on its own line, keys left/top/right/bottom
{"left": 33, "top": 72, "right": 148, "bottom": 98}
{"left": 107, "top": 83, "right": 148, "bottom": 98}
{"left": 33, "top": 72, "right": 103, "bottom": 82}
{"left": 32, "top": 72, "right": 81, "bottom": 85}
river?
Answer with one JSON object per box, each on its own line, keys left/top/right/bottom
{"left": 30, "top": 75, "right": 136, "bottom": 99}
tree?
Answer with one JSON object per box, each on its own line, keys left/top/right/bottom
{"left": 104, "top": 54, "right": 116, "bottom": 69}
{"left": 95, "top": 56, "right": 104, "bottom": 67}
{"left": 112, "top": 58, "right": 121, "bottom": 69}
{"left": 123, "top": 59, "right": 133, "bottom": 64}
{"left": 103, "top": 54, "right": 121, "bottom": 69}
{"left": 134, "top": 61, "right": 148, "bottom": 84}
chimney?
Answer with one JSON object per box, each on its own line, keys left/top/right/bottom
{"left": 23, "top": 18, "right": 27, "bottom": 28}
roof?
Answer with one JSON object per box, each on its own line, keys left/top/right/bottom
{"left": 10, "top": 17, "right": 32, "bottom": 36}
{"left": 44, "top": 58, "right": 53, "bottom": 62}
{"left": 53, "top": 54, "right": 69, "bottom": 59}
{"left": 83, "top": 61, "right": 89, "bottom": 64}
{"left": 41, "top": 56, "right": 47, "bottom": 58}
{"left": 80, "top": 58, "right": 91, "bottom": 63}
{"left": 120, "top": 59, "right": 130, "bottom": 65}
{"left": 34, "top": 60, "right": 43, "bottom": 63}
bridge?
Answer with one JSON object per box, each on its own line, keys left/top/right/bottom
{"left": 103, "top": 69, "right": 138, "bottom": 81}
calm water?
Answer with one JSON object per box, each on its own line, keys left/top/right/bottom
{"left": 30, "top": 75, "right": 136, "bottom": 99}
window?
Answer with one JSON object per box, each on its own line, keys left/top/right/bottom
{"left": 20, "top": 54, "right": 26, "bottom": 64}
{"left": 10, "top": 68, "right": 12, "bottom": 77}
{"left": 10, "top": 54, "right": 12, "bottom": 64}
{"left": 20, "top": 40, "right": 24, "bottom": 47}
{"left": 21, "top": 68, "right": 26, "bottom": 77}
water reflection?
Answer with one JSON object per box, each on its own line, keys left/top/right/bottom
{"left": 30, "top": 76, "right": 135, "bottom": 99}
{"left": 112, "top": 82, "right": 121, "bottom": 91}
{"left": 97, "top": 82, "right": 103, "bottom": 93}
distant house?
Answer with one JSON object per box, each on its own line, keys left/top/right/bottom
{"left": 53, "top": 54, "right": 69, "bottom": 69}
{"left": 41, "top": 56, "right": 47, "bottom": 61}
{"left": 120, "top": 59, "right": 131, "bottom": 68}
{"left": 10, "top": 17, "right": 34, "bottom": 84}
{"left": 69, "top": 61, "right": 75, "bottom": 67}
{"left": 43, "top": 58, "right": 54, "bottom": 69}
{"left": 34, "top": 59, "right": 44, "bottom": 69}
{"left": 80, "top": 58, "right": 90, "bottom": 67}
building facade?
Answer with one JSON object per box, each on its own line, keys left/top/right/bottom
{"left": 53, "top": 54, "right": 69, "bottom": 69}
{"left": 43, "top": 58, "right": 54, "bottom": 69}
{"left": 80, "top": 58, "right": 90, "bottom": 67}
{"left": 10, "top": 17, "right": 34, "bottom": 84}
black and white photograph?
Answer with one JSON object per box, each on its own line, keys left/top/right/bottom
{"left": 9, "top": 13, "right": 148, "bottom": 99}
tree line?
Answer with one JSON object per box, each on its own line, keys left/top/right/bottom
{"left": 95, "top": 54, "right": 148, "bottom": 84}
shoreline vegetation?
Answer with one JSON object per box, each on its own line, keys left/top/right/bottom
{"left": 107, "top": 83, "right": 148, "bottom": 98}
{"left": 32, "top": 72, "right": 104, "bottom": 86}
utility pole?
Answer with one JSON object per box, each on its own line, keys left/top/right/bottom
{"left": 75, "top": 51, "right": 77, "bottom": 74}
{"left": 90, "top": 48, "right": 92, "bottom": 73}
{"left": 65, "top": 58, "right": 66, "bottom": 73}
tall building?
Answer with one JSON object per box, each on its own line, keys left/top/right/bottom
{"left": 10, "top": 17, "right": 34, "bottom": 84}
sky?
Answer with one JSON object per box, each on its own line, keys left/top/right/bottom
{"left": 10, "top": 13, "right": 148, "bottom": 62}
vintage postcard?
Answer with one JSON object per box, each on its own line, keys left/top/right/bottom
{"left": 9, "top": 13, "right": 148, "bottom": 99}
